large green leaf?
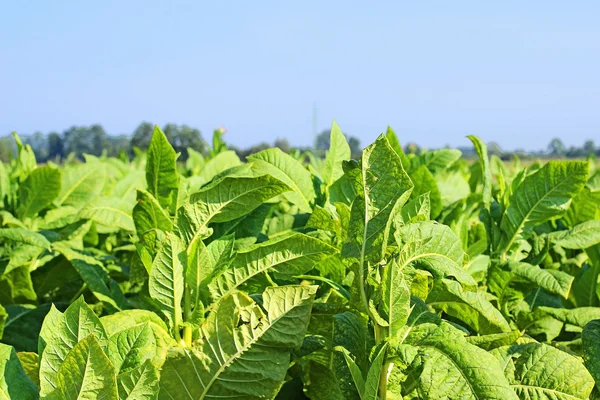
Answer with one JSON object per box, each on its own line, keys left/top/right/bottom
{"left": 55, "top": 335, "right": 118, "bottom": 400}
{"left": 379, "top": 259, "right": 410, "bottom": 339}
{"left": 188, "top": 172, "right": 290, "bottom": 229}
{"left": 411, "top": 148, "right": 462, "bottom": 173}
{"left": 18, "top": 166, "right": 61, "bottom": 219}
{"left": 56, "top": 163, "right": 105, "bottom": 208}
{"left": 248, "top": 148, "right": 316, "bottom": 212}
{"left": 342, "top": 134, "right": 413, "bottom": 265}
{"left": 78, "top": 196, "right": 136, "bottom": 232}
{"left": 148, "top": 234, "right": 185, "bottom": 333}
{"left": 209, "top": 233, "right": 336, "bottom": 300}
{"left": 427, "top": 278, "right": 511, "bottom": 334}
{"left": 583, "top": 320, "right": 600, "bottom": 387}
{"left": 133, "top": 189, "right": 173, "bottom": 252}
{"left": 146, "top": 126, "right": 179, "bottom": 211}
{"left": 393, "top": 322, "right": 518, "bottom": 399}
{"left": 492, "top": 342, "right": 594, "bottom": 399}
{"left": 408, "top": 165, "right": 442, "bottom": 218}
{"left": 53, "top": 242, "right": 127, "bottom": 310}
{"left": 0, "top": 228, "right": 50, "bottom": 249}
{"left": 323, "top": 121, "right": 351, "bottom": 190}
{"left": 39, "top": 298, "right": 108, "bottom": 396}
{"left": 194, "top": 150, "right": 241, "bottom": 186}
{"left": 468, "top": 135, "right": 492, "bottom": 209}
{"left": 108, "top": 323, "right": 156, "bottom": 375}
{"left": 0, "top": 343, "right": 39, "bottom": 400}
{"left": 394, "top": 221, "right": 475, "bottom": 286}
{"left": 548, "top": 220, "right": 600, "bottom": 249}
{"left": 499, "top": 161, "right": 589, "bottom": 254}
{"left": 117, "top": 360, "right": 159, "bottom": 400}
{"left": 158, "top": 285, "right": 316, "bottom": 400}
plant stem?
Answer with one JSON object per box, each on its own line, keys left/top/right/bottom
{"left": 379, "top": 361, "right": 392, "bottom": 400}
{"left": 183, "top": 284, "right": 192, "bottom": 347}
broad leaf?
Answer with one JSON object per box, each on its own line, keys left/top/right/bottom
{"left": 492, "top": 342, "right": 594, "bottom": 399}
{"left": 56, "top": 335, "right": 118, "bottom": 400}
{"left": 148, "top": 234, "right": 185, "bottom": 333}
{"left": 18, "top": 166, "right": 61, "bottom": 218}
{"left": 146, "top": 126, "right": 179, "bottom": 211}
{"left": 248, "top": 148, "right": 316, "bottom": 212}
{"left": 323, "top": 121, "right": 351, "bottom": 189}
{"left": 499, "top": 161, "right": 589, "bottom": 254}
{"left": 158, "top": 285, "right": 316, "bottom": 399}
{"left": 0, "top": 343, "right": 38, "bottom": 400}
{"left": 342, "top": 134, "right": 413, "bottom": 265}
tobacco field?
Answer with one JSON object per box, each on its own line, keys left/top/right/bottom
{"left": 1, "top": 123, "right": 600, "bottom": 399}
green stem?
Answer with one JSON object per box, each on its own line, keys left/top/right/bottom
{"left": 379, "top": 361, "right": 392, "bottom": 400}
{"left": 183, "top": 284, "right": 192, "bottom": 347}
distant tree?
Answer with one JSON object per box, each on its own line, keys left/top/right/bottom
{"left": 348, "top": 136, "right": 361, "bottom": 159}
{"left": 404, "top": 142, "right": 421, "bottom": 155}
{"left": 548, "top": 138, "right": 566, "bottom": 156}
{"left": 109, "top": 135, "right": 131, "bottom": 157}
{"left": 314, "top": 128, "right": 362, "bottom": 157}
{"left": 163, "top": 124, "right": 206, "bottom": 159}
{"left": 274, "top": 138, "right": 291, "bottom": 153}
{"left": 130, "top": 122, "right": 155, "bottom": 151}
{"left": 47, "top": 132, "right": 64, "bottom": 161}
{"left": 63, "top": 125, "right": 108, "bottom": 158}
{"left": 583, "top": 140, "right": 596, "bottom": 156}
{"left": 487, "top": 142, "right": 503, "bottom": 156}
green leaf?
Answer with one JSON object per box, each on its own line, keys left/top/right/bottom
{"left": 582, "top": 320, "right": 600, "bottom": 387}
{"left": 146, "top": 126, "right": 179, "bottom": 211}
{"left": 536, "top": 306, "right": 600, "bottom": 328}
{"left": 248, "top": 148, "right": 316, "bottom": 212}
{"left": 499, "top": 161, "right": 589, "bottom": 254}
{"left": 188, "top": 172, "right": 290, "bottom": 229}
{"left": 194, "top": 150, "right": 241, "bottom": 185}
{"left": 337, "top": 347, "right": 366, "bottom": 399}
{"left": 548, "top": 220, "right": 600, "bottom": 249}
{"left": 0, "top": 343, "right": 39, "bottom": 400}
{"left": 468, "top": 135, "right": 492, "bottom": 209}
{"left": 39, "top": 298, "right": 108, "bottom": 396}
{"left": 209, "top": 233, "right": 336, "bottom": 300}
{"left": 0, "top": 228, "right": 50, "bottom": 249}
{"left": 492, "top": 342, "right": 594, "bottom": 399}
{"left": 510, "top": 262, "right": 573, "bottom": 299}
{"left": 465, "top": 331, "right": 521, "bottom": 351}
{"left": 18, "top": 166, "right": 61, "bottom": 218}
{"left": 411, "top": 148, "right": 462, "bottom": 173}
{"left": 3, "top": 304, "right": 64, "bottom": 353}
{"left": 323, "top": 121, "right": 351, "bottom": 189}
{"left": 380, "top": 259, "right": 410, "bottom": 339}
{"left": 56, "top": 335, "right": 118, "bottom": 400}
{"left": 117, "top": 360, "right": 159, "bottom": 400}
{"left": 384, "top": 126, "right": 411, "bottom": 169}
{"left": 398, "top": 192, "right": 431, "bottom": 225}
{"left": 0, "top": 305, "right": 5, "bottom": 340}
{"left": 187, "top": 235, "right": 235, "bottom": 306}
{"left": 409, "top": 166, "right": 442, "bottom": 218}
{"left": 52, "top": 243, "right": 127, "bottom": 310}
{"left": 78, "top": 196, "right": 136, "bottom": 232}
{"left": 363, "top": 343, "right": 388, "bottom": 400}
{"left": 108, "top": 323, "right": 156, "bottom": 375}
{"left": 427, "top": 279, "right": 512, "bottom": 334}
{"left": 148, "top": 234, "right": 185, "bottom": 334}
{"left": 158, "top": 285, "right": 316, "bottom": 400}
{"left": 133, "top": 189, "right": 173, "bottom": 252}
{"left": 342, "top": 134, "right": 413, "bottom": 265}
{"left": 394, "top": 221, "right": 475, "bottom": 286}
{"left": 56, "top": 163, "right": 105, "bottom": 208}
{"left": 16, "top": 352, "right": 40, "bottom": 388}
{"left": 394, "top": 322, "right": 518, "bottom": 399}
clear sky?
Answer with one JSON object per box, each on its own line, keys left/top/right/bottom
{"left": 1, "top": 1, "right": 599, "bottom": 151}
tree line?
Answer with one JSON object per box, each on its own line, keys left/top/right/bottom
{"left": 0, "top": 123, "right": 596, "bottom": 163}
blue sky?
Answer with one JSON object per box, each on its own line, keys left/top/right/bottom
{"left": 1, "top": 1, "right": 599, "bottom": 151}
